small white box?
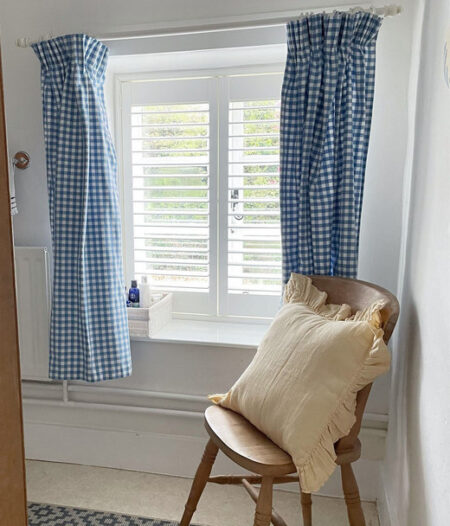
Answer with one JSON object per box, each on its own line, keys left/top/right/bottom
{"left": 127, "top": 292, "right": 173, "bottom": 337}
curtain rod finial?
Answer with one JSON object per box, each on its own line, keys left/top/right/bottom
{"left": 16, "top": 37, "right": 30, "bottom": 48}
{"left": 384, "top": 5, "right": 402, "bottom": 16}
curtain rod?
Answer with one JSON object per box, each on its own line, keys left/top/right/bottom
{"left": 16, "top": 4, "right": 401, "bottom": 48}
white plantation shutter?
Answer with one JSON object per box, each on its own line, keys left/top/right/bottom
{"left": 219, "top": 74, "right": 283, "bottom": 318}
{"left": 227, "top": 100, "right": 281, "bottom": 293}
{"left": 131, "top": 103, "right": 210, "bottom": 291}
{"left": 121, "top": 72, "right": 282, "bottom": 318}
{"left": 122, "top": 78, "right": 217, "bottom": 315}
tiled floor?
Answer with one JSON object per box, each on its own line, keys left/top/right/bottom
{"left": 26, "top": 460, "right": 379, "bottom": 526}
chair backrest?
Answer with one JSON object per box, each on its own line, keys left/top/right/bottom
{"left": 309, "top": 275, "right": 400, "bottom": 452}
{"left": 310, "top": 275, "right": 399, "bottom": 344}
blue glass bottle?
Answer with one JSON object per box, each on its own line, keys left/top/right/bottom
{"left": 124, "top": 286, "right": 131, "bottom": 307}
{"left": 128, "top": 280, "right": 140, "bottom": 308}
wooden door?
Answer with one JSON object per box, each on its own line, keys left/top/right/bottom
{"left": 0, "top": 46, "right": 28, "bottom": 525}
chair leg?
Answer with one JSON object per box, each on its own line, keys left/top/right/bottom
{"left": 300, "top": 491, "right": 312, "bottom": 526}
{"left": 180, "top": 439, "right": 219, "bottom": 526}
{"left": 341, "top": 463, "right": 365, "bottom": 526}
{"left": 253, "top": 476, "right": 273, "bottom": 526}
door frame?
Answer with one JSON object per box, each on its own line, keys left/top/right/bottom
{"left": 0, "top": 45, "right": 28, "bottom": 525}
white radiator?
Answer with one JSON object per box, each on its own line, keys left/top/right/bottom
{"left": 14, "top": 247, "right": 51, "bottom": 381}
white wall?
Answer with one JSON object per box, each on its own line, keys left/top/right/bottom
{"left": 0, "top": 0, "right": 422, "bottom": 504}
{"left": 381, "top": 1, "right": 450, "bottom": 524}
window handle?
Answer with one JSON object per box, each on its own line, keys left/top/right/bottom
{"left": 230, "top": 189, "right": 243, "bottom": 220}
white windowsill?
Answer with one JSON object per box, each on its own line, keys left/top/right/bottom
{"left": 130, "top": 318, "right": 271, "bottom": 349}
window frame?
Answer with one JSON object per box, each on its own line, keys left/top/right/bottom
{"left": 116, "top": 63, "right": 284, "bottom": 321}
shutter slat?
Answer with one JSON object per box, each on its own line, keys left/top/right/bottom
{"left": 132, "top": 109, "right": 209, "bottom": 115}
{"left": 133, "top": 186, "right": 208, "bottom": 191}
{"left": 136, "top": 210, "right": 209, "bottom": 215}
{"left": 134, "top": 198, "right": 209, "bottom": 203}
{"left": 132, "top": 148, "right": 210, "bottom": 154}
{"left": 229, "top": 105, "right": 280, "bottom": 111}
{"left": 132, "top": 135, "right": 209, "bottom": 141}
{"left": 133, "top": 173, "right": 209, "bottom": 178}
{"left": 229, "top": 119, "right": 279, "bottom": 124}
{"left": 137, "top": 269, "right": 209, "bottom": 277}
{"left": 135, "top": 258, "right": 209, "bottom": 267}
{"left": 228, "top": 248, "right": 280, "bottom": 255}
{"left": 229, "top": 261, "right": 281, "bottom": 269}
{"left": 131, "top": 122, "right": 208, "bottom": 128}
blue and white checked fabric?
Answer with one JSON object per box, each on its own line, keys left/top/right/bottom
{"left": 280, "top": 12, "right": 382, "bottom": 282}
{"left": 33, "top": 35, "right": 131, "bottom": 381}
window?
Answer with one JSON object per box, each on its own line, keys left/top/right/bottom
{"left": 120, "top": 72, "right": 282, "bottom": 318}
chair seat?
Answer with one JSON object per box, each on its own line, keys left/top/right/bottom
{"left": 204, "top": 405, "right": 296, "bottom": 476}
{"left": 205, "top": 405, "right": 363, "bottom": 477}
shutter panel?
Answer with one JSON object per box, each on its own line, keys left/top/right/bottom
{"left": 131, "top": 102, "right": 210, "bottom": 291}
{"left": 228, "top": 99, "right": 282, "bottom": 295}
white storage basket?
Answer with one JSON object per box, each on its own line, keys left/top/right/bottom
{"left": 127, "top": 293, "right": 173, "bottom": 337}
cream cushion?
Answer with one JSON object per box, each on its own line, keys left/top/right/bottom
{"left": 210, "top": 274, "right": 390, "bottom": 493}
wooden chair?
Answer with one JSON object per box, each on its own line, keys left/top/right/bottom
{"left": 180, "top": 276, "right": 399, "bottom": 526}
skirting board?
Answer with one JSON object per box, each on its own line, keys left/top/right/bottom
{"left": 23, "top": 398, "right": 385, "bottom": 501}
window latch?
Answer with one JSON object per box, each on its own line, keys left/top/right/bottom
{"left": 230, "top": 189, "right": 243, "bottom": 221}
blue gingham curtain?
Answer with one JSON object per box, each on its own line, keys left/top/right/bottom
{"left": 280, "top": 12, "right": 382, "bottom": 282}
{"left": 33, "top": 34, "right": 131, "bottom": 381}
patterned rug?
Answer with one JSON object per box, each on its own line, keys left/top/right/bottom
{"left": 28, "top": 502, "right": 190, "bottom": 525}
